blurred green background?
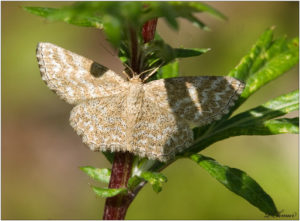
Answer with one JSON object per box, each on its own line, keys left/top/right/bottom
{"left": 2, "top": 1, "right": 299, "bottom": 220}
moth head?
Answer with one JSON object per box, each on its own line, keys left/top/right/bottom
{"left": 130, "top": 75, "right": 142, "bottom": 83}
{"left": 122, "top": 62, "right": 162, "bottom": 83}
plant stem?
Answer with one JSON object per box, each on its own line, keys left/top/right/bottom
{"left": 128, "top": 27, "right": 139, "bottom": 73}
{"left": 103, "top": 17, "right": 158, "bottom": 220}
{"left": 142, "top": 18, "right": 158, "bottom": 43}
{"left": 103, "top": 152, "right": 134, "bottom": 220}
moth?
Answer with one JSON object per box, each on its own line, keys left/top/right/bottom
{"left": 36, "top": 42, "right": 244, "bottom": 162}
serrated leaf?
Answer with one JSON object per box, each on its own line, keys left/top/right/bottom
{"left": 242, "top": 39, "right": 298, "bottom": 99}
{"left": 80, "top": 166, "right": 111, "bottom": 183}
{"left": 228, "top": 28, "right": 299, "bottom": 102}
{"left": 228, "top": 28, "right": 274, "bottom": 81}
{"left": 25, "top": 2, "right": 225, "bottom": 50}
{"left": 174, "top": 48, "right": 210, "bottom": 58}
{"left": 157, "top": 61, "right": 179, "bottom": 79}
{"left": 187, "top": 30, "right": 299, "bottom": 155}
{"left": 166, "top": 2, "right": 225, "bottom": 29}
{"left": 176, "top": 2, "right": 226, "bottom": 20}
{"left": 142, "top": 2, "right": 224, "bottom": 31}
{"left": 91, "top": 186, "right": 127, "bottom": 198}
{"left": 190, "top": 154, "right": 279, "bottom": 216}
{"left": 140, "top": 171, "right": 167, "bottom": 193}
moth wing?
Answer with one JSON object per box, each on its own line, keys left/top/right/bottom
{"left": 69, "top": 94, "right": 128, "bottom": 152}
{"left": 131, "top": 97, "right": 193, "bottom": 162}
{"left": 144, "top": 76, "right": 244, "bottom": 127}
{"left": 36, "top": 42, "right": 128, "bottom": 104}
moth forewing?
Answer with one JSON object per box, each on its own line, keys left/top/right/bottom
{"left": 36, "top": 42, "right": 129, "bottom": 104}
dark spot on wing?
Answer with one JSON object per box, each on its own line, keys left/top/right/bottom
{"left": 90, "top": 62, "right": 109, "bottom": 78}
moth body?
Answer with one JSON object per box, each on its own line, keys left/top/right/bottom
{"left": 126, "top": 78, "right": 144, "bottom": 118}
{"left": 124, "top": 80, "right": 144, "bottom": 151}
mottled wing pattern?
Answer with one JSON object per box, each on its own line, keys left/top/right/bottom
{"left": 37, "top": 42, "right": 245, "bottom": 162}
{"left": 144, "top": 76, "right": 244, "bottom": 127}
{"left": 69, "top": 94, "right": 128, "bottom": 152}
{"left": 131, "top": 97, "right": 193, "bottom": 162}
{"left": 36, "top": 42, "right": 128, "bottom": 104}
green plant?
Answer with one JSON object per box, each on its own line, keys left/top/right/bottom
{"left": 25, "top": 2, "right": 299, "bottom": 220}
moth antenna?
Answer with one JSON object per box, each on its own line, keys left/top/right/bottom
{"left": 123, "top": 63, "right": 135, "bottom": 77}
{"left": 138, "top": 67, "right": 158, "bottom": 77}
{"left": 142, "top": 65, "right": 162, "bottom": 82}
{"left": 122, "top": 71, "right": 131, "bottom": 80}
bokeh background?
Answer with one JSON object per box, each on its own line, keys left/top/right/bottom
{"left": 2, "top": 1, "right": 299, "bottom": 220}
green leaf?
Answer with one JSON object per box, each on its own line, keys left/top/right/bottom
{"left": 190, "top": 90, "right": 299, "bottom": 153}
{"left": 205, "top": 117, "right": 298, "bottom": 139}
{"left": 190, "top": 154, "right": 279, "bottom": 216}
{"left": 118, "top": 43, "right": 130, "bottom": 64}
{"left": 80, "top": 166, "right": 111, "bottom": 183}
{"left": 157, "top": 61, "right": 179, "bottom": 79}
{"left": 242, "top": 38, "right": 299, "bottom": 99}
{"left": 228, "top": 27, "right": 274, "bottom": 81}
{"left": 174, "top": 48, "right": 210, "bottom": 58}
{"left": 128, "top": 175, "right": 144, "bottom": 190}
{"left": 144, "top": 40, "right": 176, "bottom": 65}
{"left": 188, "top": 29, "right": 299, "bottom": 155}
{"left": 173, "top": 2, "right": 226, "bottom": 20}
{"left": 25, "top": 2, "right": 225, "bottom": 49}
{"left": 260, "top": 118, "right": 299, "bottom": 134}
{"left": 23, "top": 7, "right": 58, "bottom": 17}
{"left": 23, "top": 6, "right": 103, "bottom": 28}
{"left": 224, "top": 89, "right": 299, "bottom": 125}
{"left": 144, "top": 40, "right": 209, "bottom": 71}
{"left": 140, "top": 171, "right": 167, "bottom": 193}
{"left": 142, "top": 2, "right": 225, "bottom": 31}
{"left": 91, "top": 186, "right": 127, "bottom": 198}
{"left": 164, "top": 2, "right": 226, "bottom": 29}
{"left": 228, "top": 27, "right": 299, "bottom": 101}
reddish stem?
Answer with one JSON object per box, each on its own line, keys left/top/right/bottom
{"left": 142, "top": 18, "right": 158, "bottom": 43}
{"left": 102, "top": 17, "right": 158, "bottom": 220}
{"left": 103, "top": 152, "right": 134, "bottom": 220}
